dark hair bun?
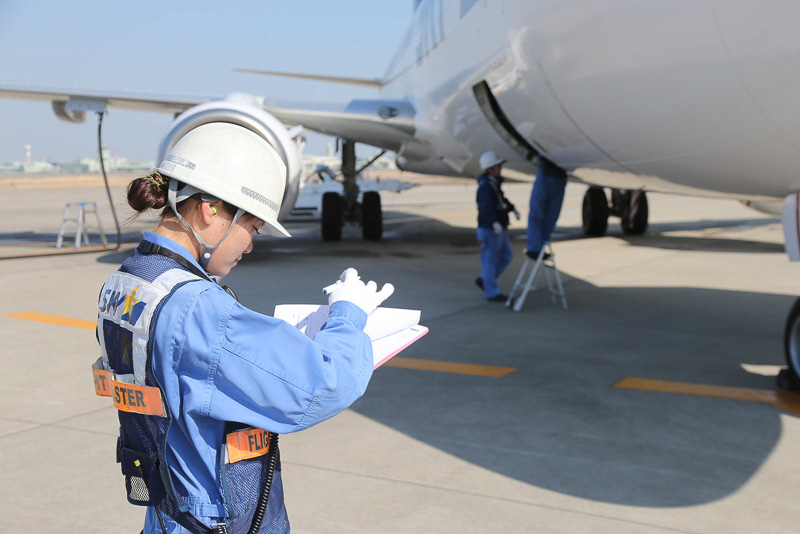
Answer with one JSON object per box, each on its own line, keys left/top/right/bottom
{"left": 127, "top": 172, "right": 169, "bottom": 213}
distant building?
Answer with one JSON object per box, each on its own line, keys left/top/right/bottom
{"left": 24, "top": 160, "right": 59, "bottom": 173}
{"left": 0, "top": 162, "right": 23, "bottom": 173}
{"left": 0, "top": 145, "right": 153, "bottom": 174}
{"left": 0, "top": 159, "right": 58, "bottom": 174}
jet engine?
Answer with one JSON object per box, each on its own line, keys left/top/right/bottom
{"left": 155, "top": 94, "right": 304, "bottom": 224}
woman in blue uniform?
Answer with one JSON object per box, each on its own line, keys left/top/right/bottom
{"left": 93, "top": 123, "right": 394, "bottom": 533}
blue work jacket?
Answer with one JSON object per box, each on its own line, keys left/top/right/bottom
{"left": 476, "top": 174, "right": 515, "bottom": 229}
{"left": 131, "top": 232, "right": 372, "bottom": 530}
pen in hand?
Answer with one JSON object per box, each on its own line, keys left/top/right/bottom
{"left": 322, "top": 282, "right": 341, "bottom": 295}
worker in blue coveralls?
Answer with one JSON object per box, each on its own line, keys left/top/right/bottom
{"left": 475, "top": 151, "right": 519, "bottom": 302}
{"left": 526, "top": 157, "right": 568, "bottom": 260}
{"left": 93, "top": 122, "right": 394, "bottom": 534}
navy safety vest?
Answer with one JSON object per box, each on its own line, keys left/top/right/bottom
{"left": 92, "top": 245, "right": 288, "bottom": 533}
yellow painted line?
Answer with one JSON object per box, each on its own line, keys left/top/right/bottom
{"left": 384, "top": 357, "right": 516, "bottom": 377}
{"left": 3, "top": 311, "right": 95, "bottom": 331}
{"left": 3, "top": 312, "right": 514, "bottom": 378}
{"left": 615, "top": 377, "right": 800, "bottom": 416}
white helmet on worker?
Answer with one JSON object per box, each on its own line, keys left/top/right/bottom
{"left": 157, "top": 122, "right": 289, "bottom": 237}
{"left": 479, "top": 150, "right": 506, "bottom": 171}
{"left": 156, "top": 122, "right": 290, "bottom": 268}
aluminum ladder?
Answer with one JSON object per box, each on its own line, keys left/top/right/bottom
{"left": 506, "top": 242, "right": 568, "bottom": 312}
{"left": 55, "top": 202, "right": 108, "bottom": 249}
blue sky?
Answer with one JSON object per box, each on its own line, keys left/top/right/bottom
{"left": 0, "top": 1, "right": 413, "bottom": 162}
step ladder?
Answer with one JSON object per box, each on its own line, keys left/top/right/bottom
{"left": 55, "top": 202, "right": 108, "bottom": 250}
{"left": 506, "top": 242, "right": 568, "bottom": 312}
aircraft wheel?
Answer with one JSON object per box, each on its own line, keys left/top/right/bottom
{"left": 783, "top": 297, "right": 800, "bottom": 384}
{"left": 582, "top": 187, "right": 609, "bottom": 236}
{"left": 321, "top": 192, "right": 342, "bottom": 241}
{"left": 620, "top": 191, "right": 649, "bottom": 235}
{"left": 361, "top": 191, "right": 383, "bottom": 241}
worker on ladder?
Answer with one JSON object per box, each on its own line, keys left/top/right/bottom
{"left": 475, "top": 151, "right": 520, "bottom": 302}
{"left": 505, "top": 156, "right": 570, "bottom": 312}
{"left": 526, "top": 157, "right": 568, "bottom": 260}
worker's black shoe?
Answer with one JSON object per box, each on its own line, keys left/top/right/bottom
{"left": 475, "top": 276, "right": 484, "bottom": 291}
{"left": 525, "top": 250, "right": 551, "bottom": 261}
{"left": 487, "top": 294, "right": 508, "bottom": 302}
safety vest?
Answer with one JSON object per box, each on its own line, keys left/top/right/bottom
{"left": 93, "top": 246, "right": 288, "bottom": 533}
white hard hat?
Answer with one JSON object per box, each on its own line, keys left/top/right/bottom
{"left": 479, "top": 151, "right": 506, "bottom": 171}
{"left": 157, "top": 122, "right": 290, "bottom": 237}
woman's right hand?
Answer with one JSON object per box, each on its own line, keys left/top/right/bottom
{"left": 325, "top": 268, "right": 394, "bottom": 315}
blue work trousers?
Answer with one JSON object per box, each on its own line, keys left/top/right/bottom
{"left": 527, "top": 163, "right": 567, "bottom": 253}
{"left": 477, "top": 227, "right": 512, "bottom": 298}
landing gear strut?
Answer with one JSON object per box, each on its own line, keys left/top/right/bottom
{"left": 319, "top": 138, "right": 384, "bottom": 241}
{"left": 614, "top": 189, "right": 648, "bottom": 235}
{"left": 580, "top": 187, "right": 649, "bottom": 237}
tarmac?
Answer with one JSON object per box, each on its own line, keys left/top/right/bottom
{"left": 1, "top": 173, "right": 799, "bottom": 533}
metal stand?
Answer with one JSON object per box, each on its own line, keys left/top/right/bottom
{"left": 506, "top": 242, "right": 568, "bottom": 312}
{"left": 56, "top": 202, "right": 108, "bottom": 249}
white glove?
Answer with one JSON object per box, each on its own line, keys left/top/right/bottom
{"left": 324, "top": 268, "right": 394, "bottom": 315}
{"left": 492, "top": 221, "right": 503, "bottom": 234}
{"left": 513, "top": 208, "right": 521, "bottom": 221}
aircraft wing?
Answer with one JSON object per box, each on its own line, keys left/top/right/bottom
{"left": 0, "top": 83, "right": 211, "bottom": 114}
{"left": 264, "top": 99, "right": 415, "bottom": 152}
{"left": 0, "top": 83, "right": 417, "bottom": 152}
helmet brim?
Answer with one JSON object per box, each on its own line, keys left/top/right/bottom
{"left": 481, "top": 158, "right": 506, "bottom": 171}
{"left": 263, "top": 218, "right": 291, "bottom": 238}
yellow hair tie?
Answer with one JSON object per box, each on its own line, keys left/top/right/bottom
{"left": 146, "top": 171, "right": 167, "bottom": 192}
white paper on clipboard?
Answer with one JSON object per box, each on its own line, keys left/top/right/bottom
{"left": 273, "top": 305, "right": 427, "bottom": 368}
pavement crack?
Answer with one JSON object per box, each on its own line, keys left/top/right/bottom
{"left": 0, "top": 405, "right": 114, "bottom": 440}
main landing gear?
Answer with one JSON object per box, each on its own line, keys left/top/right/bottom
{"left": 320, "top": 139, "right": 384, "bottom": 241}
{"left": 581, "top": 187, "right": 649, "bottom": 237}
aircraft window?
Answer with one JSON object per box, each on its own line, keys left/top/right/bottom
{"left": 460, "top": 0, "right": 478, "bottom": 17}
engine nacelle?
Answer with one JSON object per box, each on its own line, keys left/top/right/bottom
{"left": 155, "top": 94, "right": 304, "bottom": 224}
{"left": 51, "top": 101, "right": 86, "bottom": 123}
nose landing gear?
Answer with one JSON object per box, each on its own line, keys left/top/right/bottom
{"left": 319, "top": 139, "right": 384, "bottom": 241}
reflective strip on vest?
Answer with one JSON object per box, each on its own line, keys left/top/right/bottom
{"left": 93, "top": 368, "right": 113, "bottom": 397}
{"left": 93, "top": 357, "right": 167, "bottom": 416}
{"left": 226, "top": 428, "right": 271, "bottom": 464}
{"left": 111, "top": 378, "right": 166, "bottom": 417}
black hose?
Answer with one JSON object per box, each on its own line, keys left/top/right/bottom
{"left": 0, "top": 111, "right": 125, "bottom": 261}
{"left": 97, "top": 111, "right": 122, "bottom": 250}
{"left": 247, "top": 433, "right": 279, "bottom": 534}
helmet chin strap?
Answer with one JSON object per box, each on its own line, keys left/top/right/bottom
{"left": 168, "top": 181, "right": 244, "bottom": 271}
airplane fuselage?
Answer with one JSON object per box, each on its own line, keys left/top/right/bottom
{"left": 382, "top": 0, "right": 800, "bottom": 201}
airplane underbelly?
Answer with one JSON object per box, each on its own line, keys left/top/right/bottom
{"left": 496, "top": 0, "right": 800, "bottom": 198}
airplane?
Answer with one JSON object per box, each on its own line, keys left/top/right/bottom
{"left": 2, "top": 0, "right": 800, "bottom": 381}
